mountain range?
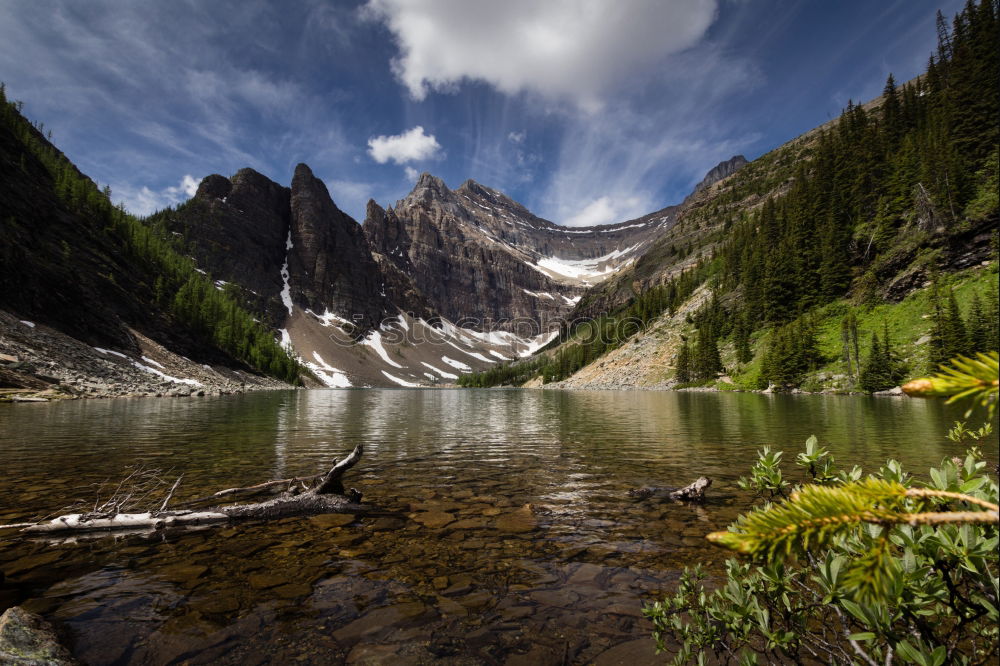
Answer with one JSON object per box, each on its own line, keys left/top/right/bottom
{"left": 1, "top": 75, "right": 747, "bottom": 392}
{"left": 145, "top": 156, "right": 714, "bottom": 388}
{"left": 0, "top": 0, "right": 996, "bottom": 398}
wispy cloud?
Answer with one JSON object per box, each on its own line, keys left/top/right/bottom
{"left": 533, "top": 39, "right": 761, "bottom": 224}
{"left": 0, "top": 0, "right": 355, "bottom": 215}
{"left": 114, "top": 174, "right": 202, "bottom": 216}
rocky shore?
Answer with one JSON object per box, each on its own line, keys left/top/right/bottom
{"left": 0, "top": 310, "right": 291, "bottom": 403}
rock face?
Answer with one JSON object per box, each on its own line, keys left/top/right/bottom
{"left": 167, "top": 169, "right": 291, "bottom": 326}
{"left": 692, "top": 155, "right": 748, "bottom": 194}
{"left": 162, "top": 165, "right": 395, "bottom": 332}
{"left": 156, "top": 167, "right": 680, "bottom": 386}
{"left": 363, "top": 173, "right": 673, "bottom": 333}
{"left": 287, "top": 164, "right": 390, "bottom": 331}
{"left": 363, "top": 200, "right": 435, "bottom": 320}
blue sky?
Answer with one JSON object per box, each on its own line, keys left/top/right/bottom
{"left": 0, "top": 0, "right": 962, "bottom": 226}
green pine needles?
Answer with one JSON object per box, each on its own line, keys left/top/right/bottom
{"left": 709, "top": 478, "right": 998, "bottom": 561}
{"left": 904, "top": 351, "right": 999, "bottom": 418}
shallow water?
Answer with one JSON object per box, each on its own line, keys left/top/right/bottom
{"left": 0, "top": 389, "right": 994, "bottom": 664}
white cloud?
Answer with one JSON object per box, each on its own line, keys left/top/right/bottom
{"left": 507, "top": 130, "right": 525, "bottom": 144}
{"left": 404, "top": 166, "right": 419, "bottom": 182}
{"left": 364, "top": 0, "right": 718, "bottom": 108}
{"left": 114, "top": 174, "right": 202, "bottom": 216}
{"left": 172, "top": 174, "right": 201, "bottom": 198}
{"left": 561, "top": 195, "right": 649, "bottom": 227}
{"left": 367, "top": 125, "right": 442, "bottom": 164}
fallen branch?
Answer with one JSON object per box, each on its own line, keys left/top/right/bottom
{"left": 6, "top": 444, "right": 365, "bottom": 535}
{"left": 208, "top": 473, "right": 325, "bottom": 500}
{"left": 159, "top": 474, "right": 183, "bottom": 512}
{"left": 628, "top": 477, "right": 712, "bottom": 502}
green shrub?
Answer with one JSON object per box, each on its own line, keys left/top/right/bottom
{"left": 646, "top": 354, "right": 999, "bottom": 665}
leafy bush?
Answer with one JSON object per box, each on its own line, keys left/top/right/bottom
{"left": 646, "top": 353, "right": 999, "bottom": 665}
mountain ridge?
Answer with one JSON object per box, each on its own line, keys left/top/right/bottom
{"left": 461, "top": 1, "right": 999, "bottom": 392}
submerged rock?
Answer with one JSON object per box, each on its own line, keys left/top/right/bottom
{"left": 410, "top": 511, "right": 455, "bottom": 529}
{"left": 493, "top": 504, "right": 537, "bottom": 534}
{"left": 0, "top": 606, "right": 76, "bottom": 665}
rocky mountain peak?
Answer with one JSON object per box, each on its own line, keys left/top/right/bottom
{"left": 456, "top": 178, "right": 485, "bottom": 195}
{"left": 168, "top": 170, "right": 290, "bottom": 326}
{"left": 293, "top": 162, "right": 316, "bottom": 180}
{"left": 403, "top": 172, "right": 453, "bottom": 206}
{"left": 288, "top": 163, "right": 388, "bottom": 330}
{"left": 365, "top": 198, "right": 385, "bottom": 220}
{"left": 693, "top": 155, "right": 748, "bottom": 193}
{"left": 415, "top": 171, "right": 446, "bottom": 188}
{"left": 195, "top": 173, "right": 232, "bottom": 200}
{"left": 363, "top": 199, "right": 407, "bottom": 259}
{"left": 232, "top": 167, "right": 277, "bottom": 190}
{"left": 456, "top": 178, "right": 534, "bottom": 221}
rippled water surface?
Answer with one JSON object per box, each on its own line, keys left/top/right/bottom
{"left": 0, "top": 389, "right": 993, "bottom": 664}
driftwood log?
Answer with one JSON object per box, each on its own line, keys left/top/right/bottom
{"left": 4, "top": 444, "right": 365, "bottom": 535}
{"left": 628, "top": 476, "right": 712, "bottom": 502}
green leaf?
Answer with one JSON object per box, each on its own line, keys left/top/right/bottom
{"left": 839, "top": 599, "right": 868, "bottom": 623}
{"left": 895, "top": 639, "right": 923, "bottom": 664}
{"left": 959, "top": 476, "right": 987, "bottom": 493}
{"left": 929, "top": 467, "right": 945, "bottom": 489}
{"left": 848, "top": 632, "right": 876, "bottom": 641}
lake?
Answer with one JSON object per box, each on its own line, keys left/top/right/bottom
{"left": 0, "top": 389, "right": 994, "bottom": 664}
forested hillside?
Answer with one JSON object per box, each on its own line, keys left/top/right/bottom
{"left": 0, "top": 86, "right": 301, "bottom": 383}
{"left": 463, "top": 0, "right": 998, "bottom": 391}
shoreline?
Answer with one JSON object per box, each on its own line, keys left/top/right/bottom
{"left": 526, "top": 379, "right": 906, "bottom": 397}
{"left": 0, "top": 310, "right": 292, "bottom": 404}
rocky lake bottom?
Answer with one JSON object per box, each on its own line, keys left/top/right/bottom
{"left": 1, "top": 388, "right": 993, "bottom": 664}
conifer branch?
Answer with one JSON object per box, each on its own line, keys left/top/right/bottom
{"left": 901, "top": 510, "right": 999, "bottom": 526}
{"left": 904, "top": 487, "right": 999, "bottom": 512}
{"left": 903, "top": 351, "right": 999, "bottom": 417}
{"left": 707, "top": 479, "right": 999, "bottom": 558}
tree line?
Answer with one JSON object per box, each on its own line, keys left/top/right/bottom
{"left": 0, "top": 86, "right": 301, "bottom": 383}
{"left": 675, "top": 0, "right": 998, "bottom": 391}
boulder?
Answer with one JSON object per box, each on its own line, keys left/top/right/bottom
{"left": 0, "top": 606, "right": 76, "bottom": 665}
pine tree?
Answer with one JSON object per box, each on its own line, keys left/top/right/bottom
{"left": 840, "top": 312, "right": 860, "bottom": 384}
{"left": 928, "top": 302, "right": 949, "bottom": 368}
{"left": 881, "top": 73, "right": 902, "bottom": 147}
{"left": 944, "top": 289, "right": 970, "bottom": 356}
{"left": 675, "top": 339, "right": 692, "bottom": 383}
{"left": 858, "top": 323, "right": 904, "bottom": 392}
{"left": 859, "top": 331, "right": 888, "bottom": 392}
{"left": 966, "top": 291, "right": 992, "bottom": 352}
{"left": 692, "top": 325, "right": 722, "bottom": 381}
{"left": 985, "top": 278, "right": 1000, "bottom": 351}
{"left": 734, "top": 313, "right": 753, "bottom": 365}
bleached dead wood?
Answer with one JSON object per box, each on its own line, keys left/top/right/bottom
{"left": 209, "top": 474, "right": 325, "bottom": 500}
{"left": 4, "top": 444, "right": 365, "bottom": 535}
{"left": 627, "top": 476, "right": 712, "bottom": 502}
